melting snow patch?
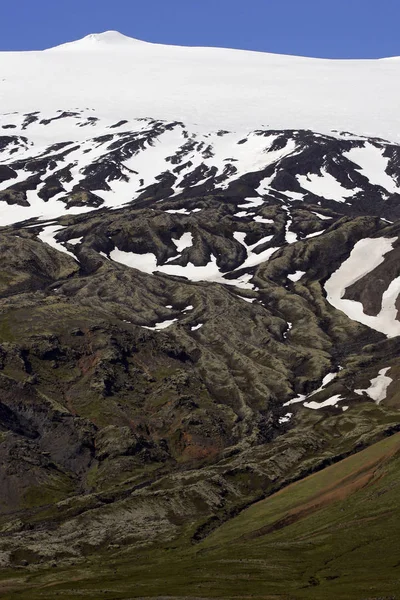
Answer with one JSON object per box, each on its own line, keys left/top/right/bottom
{"left": 283, "top": 393, "right": 306, "bottom": 407}
{"left": 308, "top": 372, "right": 339, "bottom": 397}
{"left": 282, "top": 210, "right": 298, "bottom": 244}
{"left": 324, "top": 236, "right": 400, "bottom": 337}
{"left": 298, "top": 170, "right": 358, "bottom": 202}
{"left": 354, "top": 367, "right": 392, "bottom": 404}
{"left": 67, "top": 237, "right": 83, "bottom": 245}
{"left": 283, "top": 371, "right": 340, "bottom": 406}
{"left": 142, "top": 318, "right": 178, "bottom": 331}
{"left": 173, "top": 232, "right": 193, "bottom": 252}
{"left": 165, "top": 208, "right": 190, "bottom": 214}
{"left": 233, "top": 232, "right": 247, "bottom": 245}
{"left": 237, "top": 295, "right": 255, "bottom": 303}
{"left": 110, "top": 249, "right": 159, "bottom": 272}
{"left": 234, "top": 210, "right": 254, "bottom": 218}
{"left": 344, "top": 145, "right": 400, "bottom": 194}
{"left": 288, "top": 271, "right": 305, "bottom": 282}
{"left": 38, "top": 225, "right": 77, "bottom": 261}
{"left": 279, "top": 413, "right": 293, "bottom": 424}
{"left": 312, "top": 212, "right": 332, "bottom": 220}
{"left": 283, "top": 322, "right": 292, "bottom": 339}
{"left": 304, "top": 394, "right": 343, "bottom": 410}
{"left": 191, "top": 323, "right": 203, "bottom": 331}
{"left": 254, "top": 215, "right": 274, "bottom": 224}
{"left": 304, "top": 230, "right": 325, "bottom": 239}
{"left": 110, "top": 249, "right": 255, "bottom": 289}
{"left": 237, "top": 197, "right": 264, "bottom": 210}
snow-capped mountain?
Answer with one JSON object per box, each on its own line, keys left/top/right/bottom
{"left": 1, "top": 30, "right": 400, "bottom": 139}
{"left": 1, "top": 32, "right": 400, "bottom": 575}
{"left": 2, "top": 32, "right": 400, "bottom": 395}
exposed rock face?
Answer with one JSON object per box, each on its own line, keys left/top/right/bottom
{"left": 0, "top": 112, "right": 400, "bottom": 572}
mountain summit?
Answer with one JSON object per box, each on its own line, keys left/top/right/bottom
{"left": 1, "top": 32, "right": 400, "bottom": 138}
{"left": 49, "top": 30, "right": 148, "bottom": 51}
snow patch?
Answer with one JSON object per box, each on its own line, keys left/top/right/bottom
{"left": 324, "top": 237, "right": 400, "bottom": 337}
{"left": 38, "top": 225, "right": 77, "bottom": 261}
{"left": 345, "top": 145, "right": 400, "bottom": 194}
{"left": 279, "top": 413, "right": 293, "bottom": 424}
{"left": 142, "top": 318, "right": 178, "bottom": 331}
{"left": 298, "top": 170, "right": 359, "bottom": 202}
{"left": 355, "top": 367, "right": 392, "bottom": 404}
{"left": 288, "top": 271, "right": 305, "bottom": 282}
{"left": 173, "top": 232, "right": 193, "bottom": 252}
{"left": 304, "top": 394, "right": 343, "bottom": 410}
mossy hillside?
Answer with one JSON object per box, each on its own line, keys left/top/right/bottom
{"left": 0, "top": 399, "right": 398, "bottom": 579}
{"left": 0, "top": 188, "right": 399, "bottom": 582}
{"left": 4, "top": 432, "right": 400, "bottom": 599}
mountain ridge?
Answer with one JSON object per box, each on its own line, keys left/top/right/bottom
{"left": 43, "top": 30, "right": 400, "bottom": 60}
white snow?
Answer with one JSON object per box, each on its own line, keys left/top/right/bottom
{"left": 234, "top": 211, "right": 253, "bottom": 218}
{"left": 254, "top": 215, "right": 274, "bottom": 224}
{"left": 324, "top": 237, "right": 400, "bottom": 337}
{"left": 308, "top": 372, "right": 339, "bottom": 397}
{"left": 283, "top": 371, "right": 340, "bottom": 408}
{"left": 355, "top": 367, "right": 393, "bottom": 404}
{"left": 109, "top": 248, "right": 257, "bottom": 289}
{"left": 233, "top": 232, "right": 247, "bottom": 245}
{"left": 1, "top": 31, "right": 400, "bottom": 141}
{"left": 312, "top": 212, "right": 332, "bottom": 220}
{"left": 283, "top": 322, "right": 292, "bottom": 339}
{"left": 345, "top": 145, "right": 400, "bottom": 194}
{"left": 304, "top": 230, "right": 325, "bottom": 239}
{"left": 38, "top": 225, "right": 77, "bottom": 260}
{"left": 283, "top": 393, "right": 306, "bottom": 407}
{"left": 191, "top": 323, "right": 203, "bottom": 331}
{"left": 304, "top": 394, "right": 343, "bottom": 410}
{"left": 109, "top": 249, "right": 159, "bottom": 273}
{"left": 237, "top": 295, "right": 255, "bottom": 303}
{"left": 142, "top": 318, "right": 178, "bottom": 331}
{"left": 297, "top": 170, "right": 358, "bottom": 202}
{"left": 279, "top": 413, "right": 293, "bottom": 424}
{"left": 172, "top": 232, "right": 193, "bottom": 252}
{"left": 287, "top": 271, "right": 305, "bottom": 282}
{"left": 67, "top": 237, "right": 83, "bottom": 245}
{"left": 284, "top": 218, "right": 298, "bottom": 244}
{"left": 0, "top": 189, "right": 93, "bottom": 226}
{"left": 237, "top": 198, "right": 264, "bottom": 210}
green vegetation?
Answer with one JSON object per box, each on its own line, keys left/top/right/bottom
{"left": 2, "top": 433, "right": 400, "bottom": 599}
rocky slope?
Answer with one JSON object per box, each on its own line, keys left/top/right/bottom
{"left": 0, "top": 32, "right": 400, "bottom": 598}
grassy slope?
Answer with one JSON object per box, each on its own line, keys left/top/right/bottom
{"left": 3, "top": 432, "right": 400, "bottom": 599}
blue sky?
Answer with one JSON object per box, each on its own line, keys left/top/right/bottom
{"left": 1, "top": 0, "right": 399, "bottom": 58}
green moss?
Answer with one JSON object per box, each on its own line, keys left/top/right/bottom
{"left": 21, "top": 473, "right": 75, "bottom": 510}
{"left": 0, "top": 316, "right": 15, "bottom": 342}
{"left": 7, "top": 433, "right": 400, "bottom": 599}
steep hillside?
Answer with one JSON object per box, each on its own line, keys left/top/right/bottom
{"left": 2, "top": 431, "right": 400, "bottom": 599}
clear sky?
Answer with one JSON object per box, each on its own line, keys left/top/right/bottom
{"left": 1, "top": 0, "right": 399, "bottom": 58}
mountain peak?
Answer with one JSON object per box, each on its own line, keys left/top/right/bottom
{"left": 48, "top": 30, "right": 147, "bottom": 51}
